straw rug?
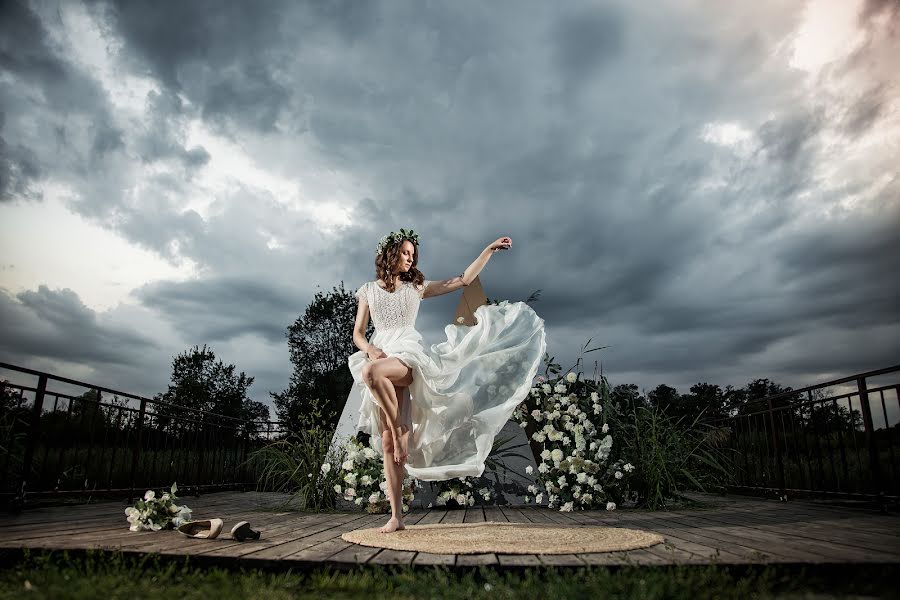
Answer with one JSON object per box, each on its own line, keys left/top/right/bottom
{"left": 341, "top": 521, "right": 664, "bottom": 555}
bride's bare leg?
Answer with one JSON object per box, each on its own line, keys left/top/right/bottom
{"left": 363, "top": 358, "right": 413, "bottom": 465}
{"left": 378, "top": 407, "right": 406, "bottom": 533}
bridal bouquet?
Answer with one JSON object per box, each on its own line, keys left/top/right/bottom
{"left": 512, "top": 366, "right": 634, "bottom": 511}
{"left": 334, "top": 436, "right": 416, "bottom": 514}
{"left": 125, "top": 482, "right": 193, "bottom": 531}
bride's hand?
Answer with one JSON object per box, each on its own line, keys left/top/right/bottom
{"left": 367, "top": 345, "right": 388, "bottom": 361}
{"left": 488, "top": 236, "right": 512, "bottom": 253}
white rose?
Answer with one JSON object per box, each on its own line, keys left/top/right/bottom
{"left": 581, "top": 493, "right": 592, "bottom": 504}
{"left": 623, "top": 463, "right": 635, "bottom": 473}
{"left": 531, "top": 409, "right": 544, "bottom": 422}
{"left": 456, "top": 494, "right": 467, "bottom": 505}
{"left": 341, "top": 460, "right": 354, "bottom": 471}
{"left": 606, "top": 501, "right": 617, "bottom": 511}
{"left": 538, "top": 463, "right": 550, "bottom": 474}
{"left": 540, "top": 449, "right": 551, "bottom": 460}
{"left": 554, "top": 384, "right": 566, "bottom": 393}
{"left": 615, "top": 471, "right": 623, "bottom": 479}
{"left": 360, "top": 475, "right": 373, "bottom": 486}
{"left": 526, "top": 465, "right": 534, "bottom": 475}
{"left": 561, "top": 501, "right": 574, "bottom": 512}
{"left": 363, "top": 448, "right": 377, "bottom": 460}
{"left": 602, "top": 423, "right": 609, "bottom": 434}
{"left": 379, "top": 480, "right": 389, "bottom": 491}
{"left": 542, "top": 384, "right": 552, "bottom": 394}
{"left": 565, "top": 372, "right": 577, "bottom": 383}
{"left": 576, "top": 472, "right": 587, "bottom": 484}
{"left": 368, "top": 492, "right": 381, "bottom": 504}
{"left": 320, "top": 463, "right": 331, "bottom": 475}
{"left": 143, "top": 490, "right": 155, "bottom": 501}
{"left": 334, "top": 484, "right": 342, "bottom": 494}
{"left": 590, "top": 392, "right": 599, "bottom": 402}
{"left": 535, "top": 493, "right": 544, "bottom": 504}
{"left": 345, "top": 488, "right": 356, "bottom": 498}
{"left": 550, "top": 448, "right": 564, "bottom": 463}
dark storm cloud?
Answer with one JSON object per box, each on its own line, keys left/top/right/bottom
{"left": 134, "top": 276, "right": 302, "bottom": 344}
{"left": 0, "top": 133, "right": 43, "bottom": 202}
{"left": 2, "top": 0, "right": 898, "bottom": 402}
{"left": 0, "top": 286, "right": 159, "bottom": 366}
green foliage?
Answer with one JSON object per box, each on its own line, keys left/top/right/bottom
{"left": 152, "top": 344, "right": 265, "bottom": 434}
{"left": 250, "top": 398, "right": 345, "bottom": 511}
{"left": 273, "top": 281, "right": 372, "bottom": 435}
{"left": 4, "top": 551, "right": 895, "bottom": 599}
{"left": 609, "top": 402, "right": 734, "bottom": 509}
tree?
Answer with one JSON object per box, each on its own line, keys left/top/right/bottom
{"left": 152, "top": 344, "right": 265, "bottom": 435}
{"left": 272, "top": 281, "right": 373, "bottom": 434}
{"left": 610, "top": 383, "right": 645, "bottom": 412}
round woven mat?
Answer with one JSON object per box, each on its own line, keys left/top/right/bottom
{"left": 341, "top": 521, "right": 664, "bottom": 555}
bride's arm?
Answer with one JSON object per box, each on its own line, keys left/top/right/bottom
{"left": 423, "top": 236, "right": 512, "bottom": 298}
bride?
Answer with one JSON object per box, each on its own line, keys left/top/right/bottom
{"left": 348, "top": 229, "right": 546, "bottom": 533}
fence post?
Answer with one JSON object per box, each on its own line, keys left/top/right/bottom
{"left": 16, "top": 375, "right": 47, "bottom": 508}
{"left": 857, "top": 377, "right": 884, "bottom": 506}
{"left": 129, "top": 397, "right": 147, "bottom": 503}
{"left": 766, "top": 396, "right": 786, "bottom": 499}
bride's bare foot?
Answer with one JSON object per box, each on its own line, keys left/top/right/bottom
{"left": 392, "top": 425, "right": 409, "bottom": 465}
{"left": 379, "top": 516, "right": 405, "bottom": 533}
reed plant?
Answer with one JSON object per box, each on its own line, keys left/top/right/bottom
{"left": 610, "top": 402, "right": 734, "bottom": 509}
{"left": 249, "top": 397, "right": 346, "bottom": 511}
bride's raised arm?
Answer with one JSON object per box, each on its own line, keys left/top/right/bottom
{"left": 422, "top": 236, "right": 512, "bottom": 299}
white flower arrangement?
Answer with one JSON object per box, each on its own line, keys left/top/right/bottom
{"left": 335, "top": 437, "right": 416, "bottom": 513}
{"left": 124, "top": 482, "right": 192, "bottom": 531}
{"left": 427, "top": 476, "right": 485, "bottom": 508}
{"left": 514, "top": 370, "right": 633, "bottom": 511}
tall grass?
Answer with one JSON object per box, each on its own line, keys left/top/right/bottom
{"left": 249, "top": 398, "right": 346, "bottom": 511}
{"left": 611, "top": 403, "right": 734, "bottom": 509}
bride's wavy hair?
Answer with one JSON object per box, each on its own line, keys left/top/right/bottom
{"left": 376, "top": 237, "right": 425, "bottom": 292}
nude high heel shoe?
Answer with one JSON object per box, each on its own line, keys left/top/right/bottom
{"left": 177, "top": 518, "right": 224, "bottom": 539}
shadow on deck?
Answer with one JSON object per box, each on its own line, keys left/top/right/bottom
{"left": 1, "top": 492, "right": 898, "bottom": 571}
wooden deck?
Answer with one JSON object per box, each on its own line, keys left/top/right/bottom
{"left": 1, "top": 492, "right": 898, "bottom": 570}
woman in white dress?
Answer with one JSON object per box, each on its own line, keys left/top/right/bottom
{"left": 349, "top": 229, "right": 546, "bottom": 533}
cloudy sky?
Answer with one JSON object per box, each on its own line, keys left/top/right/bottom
{"left": 1, "top": 0, "right": 898, "bottom": 418}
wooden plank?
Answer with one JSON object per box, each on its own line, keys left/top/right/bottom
{"left": 286, "top": 514, "right": 389, "bottom": 562}
{"left": 233, "top": 512, "right": 374, "bottom": 560}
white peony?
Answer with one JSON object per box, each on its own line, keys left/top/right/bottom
{"left": 566, "top": 372, "right": 577, "bottom": 383}
{"left": 540, "top": 449, "right": 551, "bottom": 460}
{"left": 550, "top": 448, "right": 564, "bottom": 463}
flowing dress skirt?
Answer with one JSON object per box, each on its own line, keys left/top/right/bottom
{"left": 340, "top": 301, "right": 546, "bottom": 481}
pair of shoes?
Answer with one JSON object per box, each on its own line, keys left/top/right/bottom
{"left": 177, "top": 519, "right": 260, "bottom": 541}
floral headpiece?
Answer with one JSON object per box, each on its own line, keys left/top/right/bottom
{"left": 376, "top": 228, "right": 419, "bottom": 255}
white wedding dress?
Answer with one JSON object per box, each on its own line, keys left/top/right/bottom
{"left": 341, "top": 279, "right": 546, "bottom": 481}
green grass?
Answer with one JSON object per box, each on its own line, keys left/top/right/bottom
{"left": 0, "top": 551, "right": 897, "bottom": 600}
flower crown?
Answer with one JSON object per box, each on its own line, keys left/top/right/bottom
{"left": 375, "top": 228, "right": 420, "bottom": 255}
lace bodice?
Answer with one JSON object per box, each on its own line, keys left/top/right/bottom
{"left": 356, "top": 280, "right": 431, "bottom": 331}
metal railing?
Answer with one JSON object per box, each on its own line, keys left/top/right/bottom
{"left": 720, "top": 364, "right": 900, "bottom": 503}
{"left": 0, "top": 362, "right": 286, "bottom": 508}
